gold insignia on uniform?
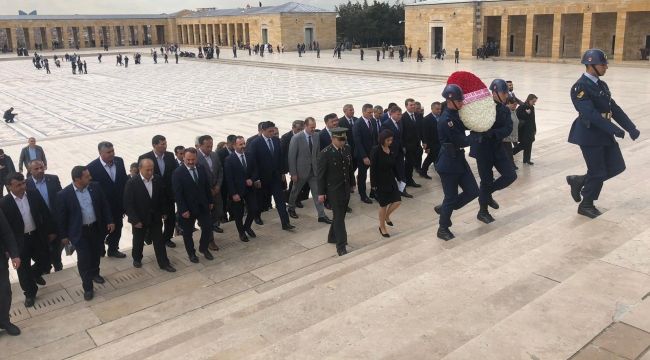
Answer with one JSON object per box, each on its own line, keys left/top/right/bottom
{"left": 576, "top": 91, "right": 584, "bottom": 99}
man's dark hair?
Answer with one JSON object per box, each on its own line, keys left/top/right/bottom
{"left": 261, "top": 121, "right": 275, "bottom": 130}
{"left": 362, "top": 103, "right": 373, "bottom": 112}
{"left": 257, "top": 121, "right": 265, "bottom": 131}
{"left": 71, "top": 165, "right": 87, "bottom": 181}
{"left": 183, "top": 147, "right": 197, "bottom": 155}
{"left": 174, "top": 145, "right": 185, "bottom": 153}
{"left": 385, "top": 102, "right": 397, "bottom": 113}
{"left": 152, "top": 135, "right": 166, "bottom": 146}
{"left": 389, "top": 105, "right": 402, "bottom": 114}
{"left": 97, "top": 141, "right": 113, "bottom": 152}
{"left": 292, "top": 120, "right": 304, "bottom": 129}
{"left": 198, "top": 135, "right": 213, "bottom": 145}
{"left": 226, "top": 134, "right": 237, "bottom": 144}
{"left": 324, "top": 113, "right": 338, "bottom": 122}
{"left": 404, "top": 98, "right": 415, "bottom": 106}
{"left": 431, "top": 101, "right": 441, "bottom": 108}
{"left": 5, "top": 172, "right": 24, "bottom": 186}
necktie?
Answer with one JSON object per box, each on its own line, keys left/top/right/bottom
{"left": 190, "top": 168, "right": 198, "bottom": 183}
{"left": 107, "top": 163, "right": 115, "bottom": 181}
{"left": 240, "top": 154, "right": 247, "bottom": 169}
{"left": 267, "top": 138, "right": 274, "bottom": 153}
{"left": 410, "top": 113, "right": 415, "bottom": 122}
{"left": 308, "top": 135, "right": 313, "bottom": 153}
{"left": 157, "top": 156, "right": 165, "bottom": 175}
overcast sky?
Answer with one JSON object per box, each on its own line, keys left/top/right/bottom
{"left": 0, "top": 0, "right": 377, "bottom": 14}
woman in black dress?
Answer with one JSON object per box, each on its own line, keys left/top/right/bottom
{"left": 513, "top": 94, "right": 538, "bottom": 165}
{"left": 370, "top": 129, "right": 401, "bottom": 237}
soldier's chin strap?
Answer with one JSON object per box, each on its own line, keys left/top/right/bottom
{"left": 590, "top": 64, "right": 603, "bottom": 77}
{"left": 450, "top": 100, "right": 460, "bottom": 111}
{"left": 494, "top": 91, "right": 506, "bottom": 105}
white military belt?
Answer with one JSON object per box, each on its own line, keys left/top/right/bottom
{"left": 601, "top": 112, "right": 612, "bottom": 120}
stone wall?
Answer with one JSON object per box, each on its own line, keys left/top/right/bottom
{"left": 280, "top": 13, "right": 336, "bottom": 49}
{"left": 591, "top": 13, "right": 616, "bottom": 57}
{"left": 624, "top": 11, "right": 650, "bottom": 60}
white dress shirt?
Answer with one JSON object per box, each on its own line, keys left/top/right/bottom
{"left": 12, "top": 192, "right": 36, "bottom": 233}
{"left": 141, "top": 174, "right": 153, "bottom": 198}
{"left": 100, "top": 157, "right": 116, "bottom": 182}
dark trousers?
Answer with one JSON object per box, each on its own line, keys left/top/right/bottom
{"left": 356, "top": 161, "right": 370, "bottom": 199}
{"left": 580, "top": 144, "right": 626, "bottom": 201}
{"left": 513, "top": 141, "right": 533, "bottom": 163}
{"left": 162, "top": 203, "right": 176, "bottom": 242}
{"left": 48, "top": 239, "right": 63, "bottom": 272}
{"left": 180, "top": 211, "right": 213, "bottom": 256}
{"left": 230, "top": 193, "right": 257, "bottom": 235}
{"left": 267, "top": 179, "right": 290, "bottom": 225}
{"left": 404, "top": 148, "right": 422, "bottom": 183}
{"left": 394, "top": 152, "right": 406, "bottom": 182}
{"left": 502, "top": 142, "right": 515, "bottom": 166}
{"left": 421, "top": 145, "right": 440, "bottom": 174}
{"left": 132, "top": 222, "right": 170, "bottom": 268}
{"left": 76, "top": 223, "right": 103, "bottom": 292}
{"left": 476, "top": 149, "right": 517, "bottom": 206}
{"left": 439, "top": 166, "right": 479, "bottom": 228}
{"left": 17, "top": 233, "right": 40, "bottom": 298}
{"left": 104, "top": 216, "right": 123, "bottom": 252}
{"left": 0, "top": 262, "right": 11, "bottom": 325}
{"left": 327, "top": 197, "right": 350, "bottom": 252}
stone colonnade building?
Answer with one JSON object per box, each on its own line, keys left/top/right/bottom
{"left": 405, "top": 0, "right": 650, "bottom": 61}
{"left": 0, "top": 2, "right": 336, "bottom": 51}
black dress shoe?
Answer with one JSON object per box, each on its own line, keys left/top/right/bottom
{"left": 161, "top": 264, "right": 176, "bottom": 273}
{"left": 254, "top": 217, "right": 264, "bottom": 225}
{"left": 282, "top": 223, "right": 296, "bottom": 231}
{"left": 288, "top": 209, "right": 299, "bottom": 219}
{"left": 525, "top": 161, "right": 534, "bottom": 165}
{"left": 239, "top": 233, "right": 250, "bottom": 242}
{"left": 437, "top": 227, "right": 455, "bottom": 241}
{"left": 93, "top": 275, "right": 105, "bottom": 284}
{"left": 401, "top": 191, "right": 413, "bottom": 199}
{"left": 144, "top": 237, "right": 152, "bottom": 245}
{"left": 24, "top": 297, "right": 35, "bottom": 307}
{"left": 295, "top": 201, "right": 304, "bottom": 208}
{"left": 318, "top": 216, "right": 332, "bottom": 224}
{"left": 346, "top": 206, "right": 352, "bottom": 213}
{"left": 434, "top": 205, "right": 441, "bottom": 215}
{"left": 487, "top": 197, "right": 500, "bottom": 210}
{"left": 419, "top": 171, "right": 432, "bottom": 179}
{"left": 379, "top": 228, "right": 390, "bottom": 238}
{"left": 578, "top": 201, "right": 602, "bottom": 219}
{"left": 337, "top": 248, "right": 348, "bottom": 256}
{"left": 213, "top": 225, "right": 224, "bottom": 233}
{"left": 566, "top": 175, "right": 584, "bottom": 203}
{"left": 385, "top": 220, "right": 394, "bottom": 227}
{"left": 165, "top": 240, "right": 177, "bottom": 248}
{"left": 245, "top": 228, "right": 257, "bottom": 238}
{"left": 107, "top": 250, "right": 127, "bottom": 258}
{"left": 34, "top": 275, "right": 46, "bottom": 286}
{"left": 369, "top": 191, "right": 376, "bottom": 199}
{"left": 83, "top": 290, "right": 94, "bottom": 301}
{"left": 0, "top": 322, "right": 21, "bottom": 336}
{"left": 133, "top": 260, "right": 142, "bottom": 268}
{"left": 200, "top": 250, "right": 214, "bottom": 260}
{"left": 361, "top": 197, "right": 373, "bottom": 204}
{"left": 406, "top": 181, "right": 422, "bottom": 188}
{"left": 189, "top": 254, "right": 199, "bottom": 263}
{"left": 477, "top": 210, "right": 495, "bottom": 224}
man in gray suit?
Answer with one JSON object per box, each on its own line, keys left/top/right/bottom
{"left": 287, "top": 117, "right": 332, "bottom": 224}
{"left": 18, "top": 137, "right": 47, "bottom": 174}
{"left": 196, "top": 135, "right": 224, "bottom": 251}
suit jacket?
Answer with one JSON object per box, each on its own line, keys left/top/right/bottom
{"left": 280, "top": 131, "right": 296, "bottom": 175}
{"left": 18, "top": 145, "right": 47, "bottom": 172}
{"left": 217, "top": 147, "right": 233, "bottom": 169}
{"left": 319, "top": 127, "right": 332, "bottom": 150}
{"left": 338, "top": 116, "right": 356, "bottom": 151}
{"left": 352, "top": 117, "right": 376, "bottom": 161}
{"left": 0, "top": 155, "right": 16, "bottom": 184}
{"left": 56, "top": 182, "right": 113, "bottom": 247}
{"left": 196, "top": 150, "right": 223, "bottom": 188}
{"left": 0, "top": 209, "right": 18, "bottom": 260}
{"left": 317, "top": 144, "right": 356, "bottom": 205}
{"left": 382, "top": 118, "right": 404, "bottom": 156}
{"left": 225, "top": 152, "right": 257, "bottom": 198}
{"left": 401, "top": 112, "right": 422, "bottom": 151}
{"left": 246, "top": 135, "right": 285, "bottom": 184}
{"left": 123, "top": 175, "right": 165, "bottom": 226}
{"left": 138, "top": 151, "right": 178, "bottom": 201}
{"left": 421, "top": 113, "right": 440, "bottom": 148}
{"left": 87, "top": 157, "right": 128, "bottom": 218}
{"left": 172, "top": 165, "right": 213, "bottom": 217}
{"left": 26, "top": 174, "right": 62, "bottom": 211}
{"left": 0, "top": 190, "right": 56, "bottom": 252}
{"left": 288, "top": 131, "right": 320, "bottom": 179}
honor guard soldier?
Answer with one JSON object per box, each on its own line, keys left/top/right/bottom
{"left": 434, "top": 84, "right": 479, "bottom": 240}
{"left": 566, "top": 49, "right": 640, "bottom": 218}
{"left": 318, "top": 128, "right": 356, "bottom": 256}
{"left": 469, "top": 79, "right": 517, "bottom": 224}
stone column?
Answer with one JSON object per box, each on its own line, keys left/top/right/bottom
{"left": 199, "top": 23, "right": 204, "bottom": 45}
{"left": 524, "top": 14, "right": 534, "bottom": 58}
{"left": 234, "top": 23, "right": 239, "bottom": 45}
{"left": 94, "top": 26, "right": 103, "bottom": 47}
{"left": 581, "top": 12, "right": 592, "bottom": 54}
{"left": 44, "top": 27, "right": 52, "bottom": 49}
{"left": 27, "top": 27, "right": 36, "bottom": 49}
{"left": 61, "top": 26, "right": 70, "bottom": 48}
{"left": 223, "top": 24, "right": 229, "bottom": 46}
{"left": 500, "top": 16, "right": 509, "bottom": 57}
{"left": 79, "top": 27, "right": 87, "bottom": 48}
{"left": 137, "top": 25, "right": 144, "bottom": 46}
{"left": 613, "top": 11, "right": 626, "bottom": 60}
{"left": 184, "top": 25, "right": 190, "bottom": 44}
{"left": 551, "top": 13, "right": 562, "bottom": 59}
{"left": 109, "top": 26, "right": 117, "bottom": 47}
{"left": 9, "top": 28, "right": 17, "bottom": 50}
{"left": 151, "top": 25, "right": 159, "bottom": 45}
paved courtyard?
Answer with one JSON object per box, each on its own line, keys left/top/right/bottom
{"left": 0, "top": 48, "right": 650, "bottom": 359}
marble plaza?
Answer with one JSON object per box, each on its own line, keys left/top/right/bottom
{"left": 1, "top": 48, "right": 650, "bottom": 359}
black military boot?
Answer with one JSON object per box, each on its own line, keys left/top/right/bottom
{"left": 437, "top": 227, "right": 455, "bottom": 241}
{"left": 487, "top": 196, "right": 499, "bottom": 209}
{"left": 434, "top": 205, "right": 442, "bottom": 215}
{"left": 578, "top": 199, "right": 602, "bottom": 219}
{"left": 566, "top": 175, "right": 585, "bottom": 203}
{"left": 477, "top": 204, "right": 495, "bottom": 224}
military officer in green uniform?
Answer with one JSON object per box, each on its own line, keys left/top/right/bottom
{"left": 318, "top": 128, "right": 356, "bottom": 256}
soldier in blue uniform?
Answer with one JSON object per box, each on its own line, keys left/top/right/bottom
{"left": 566, "top": 49, "right": 640, "bottom": 218}
{"left": 469, "top": 79, "right": 517, "bottom": 224}
{"left": 433, "top": 84, "right": 479, "bottom": 241}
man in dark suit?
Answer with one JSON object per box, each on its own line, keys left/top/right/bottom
{"left": 247, "top": 122, "right": 265, "bottom": 147}
{"left": 224, "top": 136, "right": 258, "bottom": 242}
{"left": 352, "top": 103, "right": 377, "bottom": 204}
{"left": 0, "top": 208, "right": 20, "bottom": 336}
{"left": 217, "top": 135, "right": 236, "bottom": 222}
{"left": 196, "top": 135, "right": 224, "bottom": 241}
{"left": 26, "top": 159, "right": 63, "bottom": 272}
{"left": 319, "top": 113, "right": 339, "bottom": 150}
{"left": 87, "top": 141, "right": 128, "bottom": 258}
{"left": 420, "top": 101, "right": 442, "bottom": 179}
{"left": 339, "top": 104, "right": 357, "bottom": 172}
{"left": 172, "top": 148, "right": 215, "bottom": 262}
{"left": 246, "top": 121, "right": 295, "bottom": 231}
{"left": 124, "top": 159, "right": 175, "bottom": 272}
{"left": 0, "top": 172, "right": 56, "bottom": 307}
{"left": 0, "top": 149, "right": 16, "bottom": 197}
{"left": 18, "top": 137, "right": 47, "bottom": 174}
{"left": 138, "top": 135, "right": 179, "bottom": 248}
{"left": 383, "top": 105, "right": 413, "bottom": 198}
{"left": 318, "top": 128, "right": 356, "bottom": 256}
{"left": 174, "top": 146, "right": 185, "bottom": 167}
{"left": 57, "top": 166, "right": 114, "bottom": 301}
{"left": 401, "top": 98, "right": 423, "bottom": 188}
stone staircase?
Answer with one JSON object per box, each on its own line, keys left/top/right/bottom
{"left": 2, "top": 133, "right": 650, "bottom": 359}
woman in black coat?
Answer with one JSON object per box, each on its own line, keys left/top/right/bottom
{"left": 370, "top": 129, "right": 401, "bottom": 238}
{"left": 513, "top": 94, "right": 538, "bottom": 165}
